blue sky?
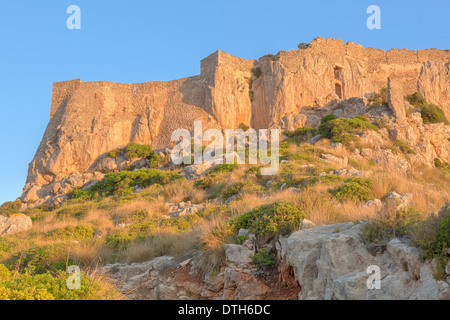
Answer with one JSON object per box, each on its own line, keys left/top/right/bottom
{"left": 0, "top": 0, "right": 449, "bottom": 205}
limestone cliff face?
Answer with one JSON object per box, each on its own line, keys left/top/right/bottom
{"left": 21, "top": 37, "right": 450, "bottom": 203}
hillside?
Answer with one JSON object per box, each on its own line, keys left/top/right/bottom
{"left": 0, "top": 38, "right": 449, "bottom": 300}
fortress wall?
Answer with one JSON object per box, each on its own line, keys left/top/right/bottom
{"left": 50, "top": 79, "right": 81, "bottom": 119}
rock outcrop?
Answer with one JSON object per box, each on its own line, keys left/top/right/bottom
{"left": 285, "top": 222, "right": 449, "bottom": 300}
{"left": 0, "top": 214, "right": 32, "bottom": 236}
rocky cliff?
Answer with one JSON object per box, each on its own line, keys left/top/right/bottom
{"left": 21, "top": 37, "right": 450, "bottom": 204}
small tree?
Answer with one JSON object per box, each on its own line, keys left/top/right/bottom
{"left": 298, "top": 42, "right": 309, "bottom": 50}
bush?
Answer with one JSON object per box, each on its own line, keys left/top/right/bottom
{"left": 368, "top": 87, "right": 388, "bottom": 107}
{"left": 223, "top": 182, "right": 246, "bottom": 200}
{"left": 148, "top": 153, "right": 163, "bottom": 168}
{"left": 320, "top": 116, "right": 379, "bottom": 139}
{"left": 125, "top": 143, "right": 153, "bottom": 160}
{"left": 209, "top": 164, "right": 237, "bottom": 175}
{"left": 106, "top": 232, "right": 132, "bottom": 249}
{"left": 0, "top": 200, "right": 22, "bottom": 217}
{"left": 107, "top": 148, "right": 121, "bottom": 158}
{"left": 330, "top": 177, "right": 373, "bottom": 202}
{"left": 405, "top": 92, "right": 449, "bottom": 125}
{"left": 8, "top": 244, "right": 72, "bottom": 275}
{"left": 231, "top": 201, "right": 305, "bottom": 240}
{"left": 238, "top": 123, "right": 250, "bottom": 131}
{"left": 318, "top": 114, "right": 337, "bottom": 137}
{"left": 76, "top": 169, "right": 182, "bottom": 198}
{"left": 194, "top": 177, "right": 214, "bottom": 189}
{"left": 409, "top": 206, "right": 449, "bottom": 280}
{"left": 252, "top": 249, "right": 278, "bottom": 271}
{"left": 0, "top": 265, "right": 120, "bottom": 300}
{"left": 362, "top": 208, "right": 424, "bottom": 243}
{"left": 129, "top": 221, "right": 156, "bottom": 239}
{"left": 405, "top": 91, "right": 427, "bottom": 108}
{"left": 47, "top": 225, "right": 94, "bottom": 241}
{"left": 434, "top": 158, "right": 450, "bottom": 172}
{"left": 297, "top": 42, "right": 309, "bottom": 50}
{"left": 420, "top": 103, "right": 449, "bottom": 125}
{"left": 394, "top": 140, "right": 416, "bottom": 155}
{"left": 332, "top": 134, "right": 363, "bottom": 152}
{"left": 128, "top": 210, "right": 148, "bottom": 223}
{"left": 283, "top": 127, "right": 317, "bottom": 140}
{"left": 251, "top": 67, "right": 262, "bottom": 78}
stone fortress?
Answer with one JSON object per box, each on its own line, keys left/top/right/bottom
{"left": 21, "top": 37, "right": 450, "bottom": 205}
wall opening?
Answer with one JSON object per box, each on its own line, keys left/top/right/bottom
{"left": 335, "top": 83, "right": 342, "bottom": 99}
{"left": 334, "top": 66, "right": 343, "bottom": 80}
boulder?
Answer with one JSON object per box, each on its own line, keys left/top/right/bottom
{"left": 285, "top": 222, "right": 449, "bottom": 300}
{"left": 0, "top": 214, "right": 32, "bottom": 236}
{"left": 224, "top": 244, "right": 254, "bottom": 265}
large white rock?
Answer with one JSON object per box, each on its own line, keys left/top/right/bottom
{"left": 285, "top": 222, "right": 449, "bottom": 300}
{"left": 0, "top": 214, "right": 32, "bottom": 236}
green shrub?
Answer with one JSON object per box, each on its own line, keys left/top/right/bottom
{"left": 77, "top": 169, "right": 181, "bottom": 198}
{"left": 252, "top": 249, "right": 278, "bottom": 271}
{"left": 129, "top": 221, "right": 156, "bottom": 239}
{"left": 231, "top": 201, "right": 305, "bottom": 240}
{"left": 368, "top": 87, "right": 388, "bottom": 107}
{"left": 362, "top": 208, "right": 424, "bottom": 243}
{"left": 332, "top": 134, "right": 363, "bottom": 152}
{"left": 434, "top": 158, "right": 450, "bottom": 172}
{"left": 405, "top": 91, "right": 427, "bottom": 108}
{"left": 318, "top": 114, "right": 338, "bottom": 137}
{"left": 330, "top": 177, "right": 373, "bottom": 202}
{"left": 9, "top": 244, "right": 72, "bottom": 274}
{"left": 194, "top": 177, "right": 214, "bottom": 189}
{"left": 106, "top": 232, "right": 132, "bottom": 249}
{"left": 223, "top": 182, "right": 246, "bottom": 200}
{"left": 55, "top": 204, "right": 89, "bottom": 219}
{"left": 0, "top": 265, "right": 120, "bottom": 300}
{"left": 420, "top": 103, "right": 449, "bottom": 125}
{"left": 283, "top": 127, "right": 317, "bottom": 140}
{"left": 148, "top": 153, "right": 163, "bottom": 168}
{"left": 409, "top": 206, "right": 449, "bottom": 280}
{"left": 405, "top": 92, "right": 449, "bottom": 125}
{"left": 125, "top": 143, "right": 153, "bottom": 160}
{"left": 238, "top": 123, "right": 250, "bottom": 131}
{"left": 245, "top": 166, "right": 263, "bottom": 179}
{"left": 209, "top": 164, "right": 237, "bottom": 175}
{"left": 107, "top": 148, "right": 121, "bottom": 158}
{"left": 0, "top": 199, "right": 22, "bottom": 217}
{"left": 320, "top": 116, "right": 379, "bottom": 139}
{"left": 160, "top": 214, "right": 200, "bottom": 232}
{"left": 394, "top": 140, "right": 416, "bottom": 155}
{"left": 297, "top": 42, "right": 309, "bottom": 50}
{"left": 251, "top": 67, "right": 262, "bottom": 78}
{"left": 47, "top": 225, "right": 94, "bottom": 241}
{"left": 128, "top": 209, "right": 148, "bottom": 223}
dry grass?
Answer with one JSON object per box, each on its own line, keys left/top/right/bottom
{"left": 120, "top": 226, "right": 201, "bottom": 263}
{"left": 163, "top": 179, "right": 205, "bottom": 204}
{"left": 197, "top": 219, "right": 234, "bottom": 275}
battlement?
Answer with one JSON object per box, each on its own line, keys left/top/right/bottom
{"left": 50, "top": 79, "right": 81, "bottom": 119}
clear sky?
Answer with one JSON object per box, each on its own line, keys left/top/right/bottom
{"left": 0, "top": 0, "right": 449, "bottom": 205}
